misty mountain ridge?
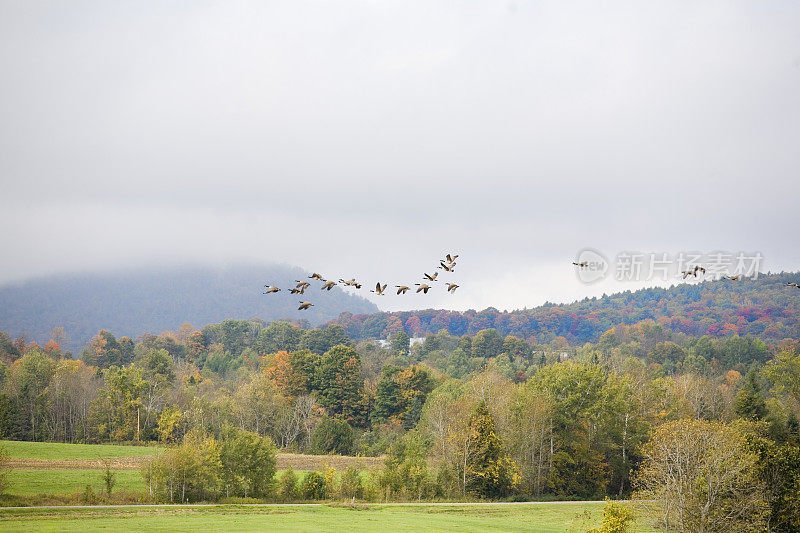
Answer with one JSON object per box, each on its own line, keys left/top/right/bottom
{"left": 2, "top": 267, "right": 799, "bottom": 355}
{"left": 0, "top": 264, "right": 379, "bottom": 353}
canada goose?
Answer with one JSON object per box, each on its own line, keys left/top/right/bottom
{"left": 681, "top": 270, "right": 696, "bottom": 279}
{"left": 396, "top": 285, "right": 410, "bottom": 295}
{"left": 321, "top": 280, "right": 336, "bottom": 291}
{"left": 371, "top": 283, "right": 387, "bottom": 295}
{"left": 339, "top": 278, "right": 357, "bottom": 286}
{"left": 294, "top": 280, "right": 311, "bottom": 290}
{"left": 446, "top": 283, "right": 459, "bottom": 293}
{"left": 724, "top": 275, "right": 740, "bottom": 281}
{"left": 263, "top": 285, "right": 281, "bottom": 294}
{"left": 424, "top": 272, "right": 438, "bottom": 282}
{"left": 438, "top": 262, "right": 455, "bottom": 272}
{"left": 354, "top": 283, "right": 362, "bottom": 289}
{"left": 292, "top": 282, "right": 309, "bottom": 294}
{"left": 572, "top": 261, "right": 589, "bottom": 268}
{"left": 694, "top": 265, "right": 707, "bottom": 275}
{"left": 444, "top": 254, "right": 459, "bottom": 264}
{"left": 788, "top": 282, "right": 800, "bottom": 289}
{"left": 298, "top": 301, "right": 313, "bottom": 310}
{"left": 308, "top": 273, "right": 324, "bottom": 281}
{"left": 415, "top": 283, "right": 431, "bottom": 294}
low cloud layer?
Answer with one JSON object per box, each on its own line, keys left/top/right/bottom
{"left": 2, "top": 1, "right": 799, "bottom": 312}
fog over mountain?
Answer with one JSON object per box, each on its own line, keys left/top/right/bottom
{"left": 0, "top": 264, "right": 378, "bottom": 353}
{"left": 1, "top": 2, "right": 799, "bottom": 312}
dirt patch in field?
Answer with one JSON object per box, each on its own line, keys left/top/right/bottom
{"left": 8, "top": 453, "right": 384, "bottom": 471}
{"left": 6, "top": 457, "right": 149, "bottom": 470}
{"left": 276, "top": 453, "right": 383, "bottom": 471}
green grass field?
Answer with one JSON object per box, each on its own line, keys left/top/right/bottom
{"left": 0, "top": 439, "right": 323, "bottom": 496}
{"left": 4, "top": 469, "right": 146, "bottom": 495}
{"left": 0, "top": 440, "right": 159, "bottom": 460}
{"left": 0, "top": 502, "right": 660, "bottom": 532}
{"left": 2, "top": 468, "right": 315, "bottom": 496}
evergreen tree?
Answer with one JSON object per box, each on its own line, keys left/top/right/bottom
{"left": 373, "top": 365, "right": 402, "bottom": 423}
{"left": 735, "top": 370, "right": 767, "bottom": 420}
{"left": 466, "top": 401, "right": 518, "bottom": 498}
{"left": 390, "top": 331, "right": 411, "bottom": 355}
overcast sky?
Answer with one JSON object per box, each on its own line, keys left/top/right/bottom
{"left": 1, "top": 1, "right": 799, "bottom": 312}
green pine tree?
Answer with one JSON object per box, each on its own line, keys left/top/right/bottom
{"left": 735, "top": 370, "right": 767, "bottom": 420}
{"left": 466, "top": 401, "right": 518, "bottom": 498}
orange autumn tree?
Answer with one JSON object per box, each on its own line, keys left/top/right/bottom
{"left": 264, "top": 351, "right": 308, "bottom": 398}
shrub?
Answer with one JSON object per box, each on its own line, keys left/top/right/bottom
{"left": 101, "top": 462, "right": 116, "bottom": 496}
{"left": 279, "top": 467, "right": 299, "bottom": 500}
{"left": 340, "top": 466, "right": 364, "bottom": 500}
{"left": 588, "top": 499, "right": 636, "bottom": 533}
{"left": 301, "top": 471, "right": 327, "bottom": 500}
{"left": 82, "top": 484, "right": 97, "bottom": 505}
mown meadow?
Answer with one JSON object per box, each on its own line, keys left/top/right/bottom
{"left": 0, "top": 501, "right": 662, "bottom": 533}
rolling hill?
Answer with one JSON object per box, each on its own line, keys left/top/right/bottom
{"left": 324, "top": 272, "right": 800, "bottom": 343}
{"left": 0, "top": 264, "right": 378, "bottom": 353}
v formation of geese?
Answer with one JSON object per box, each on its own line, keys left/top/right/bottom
{"left": 263, "top": 253, "right": 461, "bottom": 310}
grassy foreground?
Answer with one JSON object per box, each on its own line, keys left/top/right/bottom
{"left": 0, "top": 502, "right": 659, "bottom": 532}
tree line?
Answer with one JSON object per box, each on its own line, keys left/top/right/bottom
{"left": 0, "top": 318, "right": 799, "bottom": 531}
{"left": 322, "top": 272, "right": 800, "bottom": 343}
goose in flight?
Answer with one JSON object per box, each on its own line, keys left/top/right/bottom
{"left": 424, "top": 272, "right": 438, "bottom": 282}
{"left": 321, "top": 280, "right": 336, "bottom": 291}
{"left": 295, "top": 280, "right": 311, "bottom": 290}
{"left": 724, "top": 275, "right": 741, "bottom": 281}
{"left": 788, "top": 282, "right": 800, "bottom": 289}
{"left": 289, "top": 287, "right": 303, "bottom": 294}
{"left": 573, "top": 261, "right": 589, "bottom": 268}
{"left": 308, "top": 273, "right": 324, "bottom": 281}
{"left": 443, "top": 253, "right": 459, "bottom": 264}
{"left": 339, "top": 278, "right": 358, "bottom": 287}
{"left": 415, "top": 283, "right": 431, "bottom": 294}
{"left": 438, "top": 261, "right": 455, "bottom": 272}
{"left": 371, "top": 283, "right": 387, "bottom": 295}
{"left": 298, "top": 301, "right": 314, "bottom": 310}
{"left": 681, "top": 265, "right": 707, "bottom": 279}
{"left": 395, "top": 285, "right": 410, "bottom": 295}
{"left": 446, "top": 283, "right": 459, "bottom": 293}
{"left": 263, "top": 285, "right": 281, "bottom": 294}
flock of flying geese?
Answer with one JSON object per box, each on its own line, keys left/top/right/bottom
{"left": 572, "top": 261, "right": 800, "bottom": 286}
{"left": 265, "top": 255, "right": 798, "bottom": 312}
{"left": 263, "top": 253, "right": 461, "bottom": 311}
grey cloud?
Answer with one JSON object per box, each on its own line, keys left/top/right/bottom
{"left": 1, "top": 1, "right": 799, "bottom": 311}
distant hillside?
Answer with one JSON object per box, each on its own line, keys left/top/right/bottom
{"left": 325, "top": 272, "right": 800, "bottom": 343}
{"left": 0, "top": 264, "right": 379, "bottom": 353}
